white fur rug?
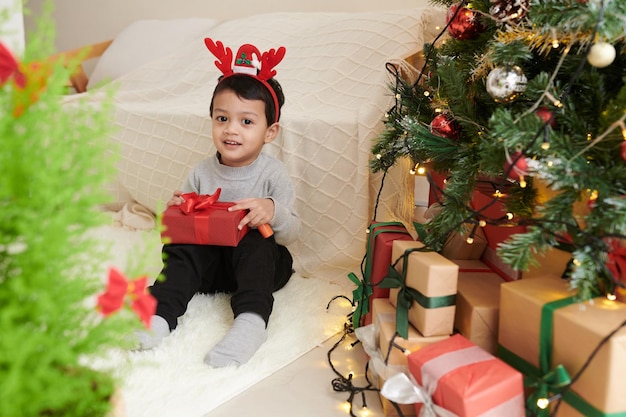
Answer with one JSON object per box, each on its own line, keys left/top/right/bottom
{"left": 88, "top": 224, "right": 351, "bottom": 417}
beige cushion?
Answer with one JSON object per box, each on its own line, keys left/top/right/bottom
{"left": 87, "top": 18, "right": 218, "bottom": 89}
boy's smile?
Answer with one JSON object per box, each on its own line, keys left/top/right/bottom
{"left": 211, "top": 90, "right": 279, "bottom": 167}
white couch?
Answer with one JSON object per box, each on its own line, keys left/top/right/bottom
{"left": 64, "top": 7, "right": 447, "bottom": 283}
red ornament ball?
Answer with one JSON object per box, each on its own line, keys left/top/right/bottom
{"left": 504, "top": 151, "right": 528, "bottom": 181}
{"left": 535, "top": 106, "right": 556, "bottom": 128}
{"left": 446, "top": 3, "right": 485, "bottom": 40}
{"left": 430, "top": 114, "right": 461, "bottom": 140}
{"left": 620, "top": 141, "right": 626, "bottom": 162}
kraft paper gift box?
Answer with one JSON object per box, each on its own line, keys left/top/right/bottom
{"left": 378, "top": 374, "right": 417, "bottom": 417}
{"left": 405, "top": 334, "right": 525, "bottom": 417}
{"left": 498, "top": 276, "right": 626, "bottom": 416}
{"left": 374, "top": 298, "right": 449, "bottom": 366}
{"left": 450, "top": 259, "right": 493, "bottom": 273}
{"left": 388, "top": 240, "right": 458, "bottom": 337}
{"left": 454, "top": 271, "right": 503, "bottom": 354}
{"left": 366, "top": 299, "right": 419, "bottom": 417}
{"left": 522, "top": 246, "right": 572, "bottom": 279}
{"left": 161, "top": 192, "right": 249, "bottom": 247}
{"left": 372, "top": 297, "right": 397, "bottom": 325}
{"left": 440, "top": 226, "right": 487, "bottom": 260}
{"left": 357, "top": 222, "right": 414, "bottom": 327}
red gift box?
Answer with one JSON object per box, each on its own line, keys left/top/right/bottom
{"left": 471, "top": 189, "right": 525, "bottom": 281}
{"left": 407, "top": 334, "right": 524, "bottom": 417}
{"left": 428, "top": 171, "right": 525, "bottom": 281}
{"left": 362, "top": 222, "right": 414, "bottom": 326}
{"left": 161, "top": 191, "right": 249, "bottom": 247}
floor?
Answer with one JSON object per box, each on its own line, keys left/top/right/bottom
{"left": 207, "top": 210, "right": 434, "bottom": 417}
{"left": 207, "top": 330, "right": 387, "bottom": 417}
{"left": 203, "top": 205, "right": 432, "bottom": 417}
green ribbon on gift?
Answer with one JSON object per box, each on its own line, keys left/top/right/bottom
{"left": 528, "top": 296, "right": 576, "bottom": 416}
{"left": 346, "top": 222, "right": 407, "bottom": 329}
{"left": 363, "top": 221, "right": 410, "bottom": 284}
{"left": 526, "top": 365, "right": 572, "bottom": 415}
{"left": 498, "top": 345, "right": 626, "bottom": 417}
{"left": 347, "top": 221, "right": 409, "bottom": 329}
{"left": 347, "top": 272, "right": 373, "bottom": 328}
{"left": 378, "top": 248, "right": 456, "bottom": 339}
{"left": 498, "top": 295, "right": 626, "bottom": 417}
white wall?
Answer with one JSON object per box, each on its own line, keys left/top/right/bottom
{"left": 24, "top": 0, "right": 426, "bottom": 52}
{"left": 1, "top": 0, "right": 24, "bottom": 54}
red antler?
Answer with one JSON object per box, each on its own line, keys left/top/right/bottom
{"left": 257, "top": 47, "right": 286, "bottom": 81}
{"left": 204, "top": 38, "right": 233, "bottom": 77}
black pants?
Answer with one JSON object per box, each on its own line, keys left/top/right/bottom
{"left": 150, "top": 230, "right": 294, "bottom": 331}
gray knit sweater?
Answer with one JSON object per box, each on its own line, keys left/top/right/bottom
{"left": 181, "top": 152, "right": 301, "bottom": 246}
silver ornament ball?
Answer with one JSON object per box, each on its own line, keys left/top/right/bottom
{"left": 486, "top": 65, "right": 527, "bottom": 103}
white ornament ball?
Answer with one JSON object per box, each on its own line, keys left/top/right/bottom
{"left": 486, "top": 65, "right": 527, "bottom": 103}
{"left": 587, "top": 42, "right": 616, "bottom": 68}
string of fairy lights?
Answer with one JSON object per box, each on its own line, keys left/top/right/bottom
{"left": 326, "top": 1, "right": 626, "bottom": 415}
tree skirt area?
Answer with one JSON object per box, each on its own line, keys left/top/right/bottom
{"left": 87, "top": 223, "right": 352, "bottom": 417}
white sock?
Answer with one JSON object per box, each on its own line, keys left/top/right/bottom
{"left": 204, "top": 312, "right": 267, "bottom": 367}
{"left": 135, "top": 315, "right": 170, "bottom": 350}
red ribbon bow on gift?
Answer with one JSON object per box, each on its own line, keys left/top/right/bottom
{"left": 179, "top": 188, "right": 222, "bottom": 215}
{"left": 97, "top": 267, "right": 157, "bottom": 328}
{"left": 607, "top": 239, "right": 626, "bottom": 284}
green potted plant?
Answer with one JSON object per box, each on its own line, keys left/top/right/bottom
{"left": 0, "top": 4, "right": 154, "bottom": 416}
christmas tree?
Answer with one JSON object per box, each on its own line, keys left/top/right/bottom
{"left": 371, "top": 0, "right": 626, "bottom": 300}
{"left": 0, "top": 4, "right": 155, "bottom": 416}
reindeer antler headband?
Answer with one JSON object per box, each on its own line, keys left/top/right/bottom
{"left": 204, "top": 38, "right": 286, "bottom": 124}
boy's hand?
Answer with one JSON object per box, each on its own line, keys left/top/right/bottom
{"left": 230, "top": 198, "right": 274, "bottom": 230}
{"left": 167, "top": 190, "right": 185, "bottom": 207}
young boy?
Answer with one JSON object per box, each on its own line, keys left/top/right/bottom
{"left": 136, "top": 39, "right": 301, "bottom": 367}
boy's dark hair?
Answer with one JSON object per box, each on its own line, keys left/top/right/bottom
{"left": 210, "top": 74, "right": 285, "bottom": 124}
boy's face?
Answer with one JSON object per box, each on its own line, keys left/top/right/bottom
{"left": 211, "top": 89, "right": 279, "bottom": 167}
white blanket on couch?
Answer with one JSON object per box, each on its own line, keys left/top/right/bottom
{"left": 67, "top": 7, "right": 447, "bottom": 284}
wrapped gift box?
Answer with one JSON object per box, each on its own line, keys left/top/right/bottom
{"left": 369, "top": 299, "right": 419, "bottom": 416}
{"left": 418, "top": 203, "right": 487, "bottom": 260}
{"left": 440, "top": 226, "right": 487, "bottom": 260}
{"left": 360, "top": 222, "right": 414, "bottom": 326}
{"left": 427, "top": 172, "right": 523, "bottom": 281}
{"left": 408, "top": 334, "right": 525, "bottom": 417}
{"left": 389, "top": 240, "right": 458, "bottom": 336}
{"left": 454, "top": 271, "right": 503, "bottom": 354}
{"left": 371, "top": 297, "right": 397, "bottom": 328}
{"left": 498, "top": 276, "right": 626, "bottom": 416}
{"left": 450, "top": 259, "right": 493, "bottom": 273}
{"left": 378, "top": 374, "right": 417, "bottom": 417}
{"left": 522, "top": 246, "right": 572, "bottom": 279}
{"left": 471, "top": 190, "right": 525, "bottom": 281}
{"left": 374, "top": 298, "right": 449, "bottom": 366}
{"left": 161, "top": 198, "right": 248, "bottom": 247}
